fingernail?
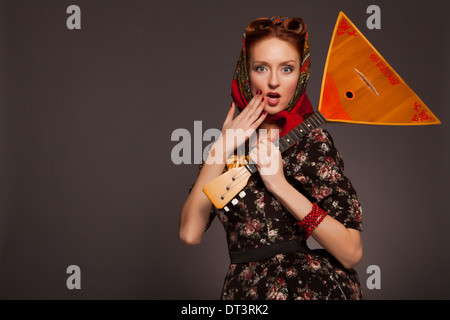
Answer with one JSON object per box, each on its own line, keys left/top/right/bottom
{"left": 256, "top": 90, "right": 262, "bottom": 95}
{"left": 264, "top": 111, "right": 267, "bottom": 115}
{"left": 262, "top": 97, "right": 265, "bottom": 102}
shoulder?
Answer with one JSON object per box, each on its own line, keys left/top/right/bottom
{"left": 288, "top": 127, "right": 337, "bottom": 154}
{"left": 307, "top": 127, "right": 336, "bottom": 146}
{"left": 288, "top": 127, "right": 344, "bottom": 168}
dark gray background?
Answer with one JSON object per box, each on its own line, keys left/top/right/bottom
{"left": 0, "top": 0, "right": 448, "bottom": 299}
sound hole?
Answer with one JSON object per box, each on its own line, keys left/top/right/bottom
{"left": 345, "top": 90, "right": 355, "bottom": 100}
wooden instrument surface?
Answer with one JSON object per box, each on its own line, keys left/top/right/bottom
{"left": 319, "top": 12, "right": 440, "bottom": 126}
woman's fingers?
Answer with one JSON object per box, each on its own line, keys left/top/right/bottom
{"left": 246, "top": 110, "right": 267, "bottom": 137}
{"left": 249, "top": 146, "right": 259, "bottom": 166}
{"left": 241, "top": 96, "right": 266, "bottom": 133}
{"left": 238, "top": 92, "right": 264, "bottom": 121}
{"left": 247, "top": 98, "right": 266, "bottom": 124}
{"left": 250, "top": 138, "right": 268, "bottom": 164}
{"left": 227, "top": 95, "right": 266, "bottom": 133}
{"left": 222, "top": 93, "right": 267, "bottom": 154}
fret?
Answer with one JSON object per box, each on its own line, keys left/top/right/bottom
{"left": 301, "top": 121, "right": 311, "bottom": 134}
{"left": 279, "top": 134, "right": 292, "bottom": 153}
{"left": 297, "top": 123, "right": 307, "bottom": 136}
{"left": 279, "top": 132, "right": 294, "bottom": 153}
{"left": 286, "top": 137, "right": 294, "bottom": 151}
{"left": 308, "top": 114, "right": 318, "bottom": 128}
{"left": 304, "top": 120, "right": 313, "bottom": 132}
{"left": 315, "top": 112, "right": 326, "bottom": 125}
{"left": 315, "top": 111, "right": 326, "bottom": 124}
{"left": 279, "top": 138, "right": 289, "bottom": 152}
{"left": 312, "top": 113, "right": 322, "bottom": 126}
{"left": 284, "top": 131, "right": 295, "bottom": 146}
{"left": 312, "top": 112, "right": 320, "bottom": 124}
{"left": 289, "top": 127, "right": 301, "bottom": 142}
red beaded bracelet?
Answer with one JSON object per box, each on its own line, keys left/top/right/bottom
{"left": 298, "top": 203, "right": 328, "bottom": 238}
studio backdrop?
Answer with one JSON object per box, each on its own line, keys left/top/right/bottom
{"left": 0, "top": 0, "right": 449, "bottom": 299}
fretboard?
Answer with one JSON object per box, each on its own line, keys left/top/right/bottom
{"left": 279, "top": 111, "right": 328, "bottom": 152}
{"left": 245, "top": 111, "right": 327, "bottom": 174}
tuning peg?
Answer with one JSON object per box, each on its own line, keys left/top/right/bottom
{"left": 224, "top": 206, "right": 230, "bottom": 212}
{"left": 231, "top": 198, "right": 238, "bottom": 206}
{"left": 239, "top": 191, "right": 246, "bottom": 199}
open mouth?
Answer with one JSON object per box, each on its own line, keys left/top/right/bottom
{"left": 267, "top": 92, "right": 281, "bottom": 105}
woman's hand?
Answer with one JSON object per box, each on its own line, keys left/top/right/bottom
{"left": 218, "top": 92, "right": 267, "bottom": 159}
{"left": 249, "top": 130, "right": 286, "bottom": 193}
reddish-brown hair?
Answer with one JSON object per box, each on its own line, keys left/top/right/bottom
{"left": 245, "top": 17, "right": 307, "bottom": 62}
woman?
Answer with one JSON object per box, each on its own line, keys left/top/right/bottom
{"left": 179, "top": 16, "right": 363, "bottom": 300}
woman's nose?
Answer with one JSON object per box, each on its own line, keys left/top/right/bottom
{"left": 268, "top": 72, "right": 280, "bottom": 89}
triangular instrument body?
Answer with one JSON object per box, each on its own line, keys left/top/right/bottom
{"left": 318, "top": 12, "right": 441, "bottom": 126}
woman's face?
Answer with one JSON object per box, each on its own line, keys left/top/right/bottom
{"left": 248, "top": 37, "right": 300, "bottom": 114}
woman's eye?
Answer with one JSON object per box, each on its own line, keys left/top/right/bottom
{"left": 255, "top": 66, "right": 266, "bottom": 72}
{"left": 282, "top": 66, "right": 293, "bottom": 73}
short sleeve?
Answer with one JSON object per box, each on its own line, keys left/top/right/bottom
{"left": 292, "top": 128, "right": 363, "bottom": 231}
{"left": 188, "top": 162, "right": 217, "bottom": 231}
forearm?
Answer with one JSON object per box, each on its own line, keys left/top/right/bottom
{"left": 269, "top": 180, "right": 363, "bottom": 269}
{"left": 179, "top": 138, "right": 229, "bottom": 245}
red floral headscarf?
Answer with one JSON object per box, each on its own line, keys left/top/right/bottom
{"left": 231, "top": 16, "right": 314, "bottom": 139}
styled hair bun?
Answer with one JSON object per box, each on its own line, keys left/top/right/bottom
{"left": 244, "top": 16, "right": 308, "bottom": 61}
{"left": 245, "top": 18, "right": 274, "bottom": 34}
{"left": 282, "top": 17, "right": 307, "bottom": 35}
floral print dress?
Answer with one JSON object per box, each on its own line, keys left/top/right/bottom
{"left": 193, "top": 128, "right": 363, "bottom": 300}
